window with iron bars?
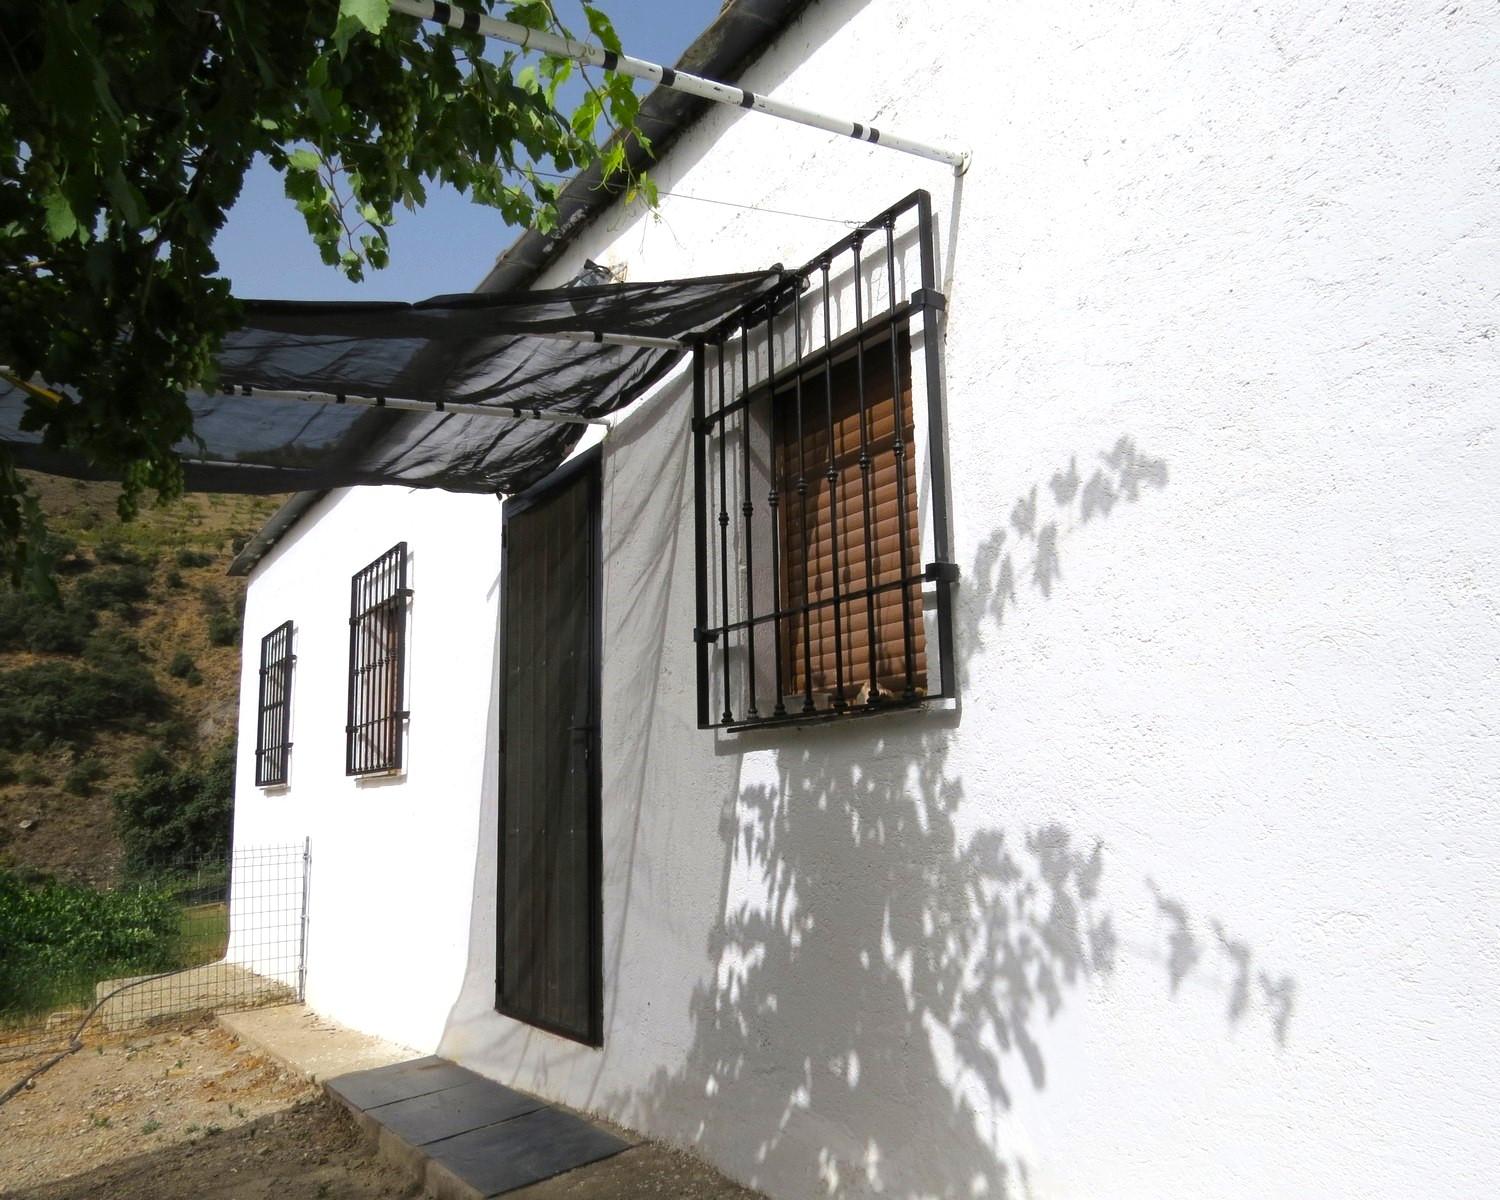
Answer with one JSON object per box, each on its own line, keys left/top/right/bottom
{"left": 691, "top": 190, "right": 958, "bottom": 730}
{"left": 255, "top": 620, "right": 295, "bottom": 787}
{"left": 346, "top": 543, "right": 410, "bottom": 775}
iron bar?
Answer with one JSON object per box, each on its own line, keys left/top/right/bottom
{"left": 297, "top": 837, "right": 312, "bottom": 1003}
{"left": 821, "top": 259, "right": 847, "bottom": 708}
{"left": 739, "top": 323, "right": 759, "bottom": 719}
{"left": 916, "top": 191, "right": 956, "bottom": 699}
{"left": 391, "top": 0, "right": 969, "bottom": 172}
{"left": 345, "top": 569, "right": 361, "bottom": 775}
{"left": 708, "top": 572, "right": 927, "bottom": 639}
{"left": 887, "top": 217, "right": 917, "bottom": 699}
{"left": 716, "top": 342, "right": 734, "bottom": 724}
{"left": 692, "top": 345, "right": 711, "bottom": 729}
{"left": 765, "top": 306, "right": 786, "bottom": 717}
{"left": 852, "top": 234, "right": 879, "bottom": 705}
{"left": 793, "top": 277, "right": 814, "bottom": 713}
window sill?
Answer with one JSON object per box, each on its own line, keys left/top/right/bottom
{"left": 723, "top": 694, "right": 932, "bottom": 734}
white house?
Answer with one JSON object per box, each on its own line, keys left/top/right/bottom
{"left": 227, "top": 1, "right": 1500, "bottom": 1197}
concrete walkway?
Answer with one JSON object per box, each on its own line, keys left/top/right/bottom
{"left": 221, "top": 1004, "right": 762, "bottom": 1199}
{"left": 218, "top": 1002, "right": 412, "bottom": 1081}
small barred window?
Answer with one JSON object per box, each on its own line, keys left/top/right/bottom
{"left": 346, "top": 543, "right": 410, "bottom": 775}
{"left": 254, "top": 621, "right": 295, "bottom": 787}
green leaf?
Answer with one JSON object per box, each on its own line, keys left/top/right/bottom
{"left": 42, "top": 189, "right": 78, "bottom": 242}
{"left": 584, "top": 5, "right": 623, "bottom": 54}
{"left": 287, "top": 148, "right": 322, "bottom": 173}
{"left": 338, "top": 0, "right": 391, "bottom": 34}
{"left": 106, "top": 172, "right": 147, "bottom": 230}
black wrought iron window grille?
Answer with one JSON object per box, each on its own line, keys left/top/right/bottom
{"left": 346, "top": 542, "right": 411, "bottom": 775}
{"left": 254, "top": 620, "right": 295, "bottom": 787}
{"left": 691, "top": 190, "right": 958, "bottom": 731}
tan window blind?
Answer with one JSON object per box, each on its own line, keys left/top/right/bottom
{"left": 775, "top": 329, "right": 925, "bottom": 705}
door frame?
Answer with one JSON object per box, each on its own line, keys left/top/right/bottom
{"left": 495, "top": 445, "right": 603, "bottom": 1046}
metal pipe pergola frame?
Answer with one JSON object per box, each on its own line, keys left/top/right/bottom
{"left": 225, "top": 386, "right": 614, "bottom": 427}
{"left": 390, "top": 0, "right": 971, "bottom": 174}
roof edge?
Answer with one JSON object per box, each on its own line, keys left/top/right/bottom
{"left": 227, "top": 490, "right": 327, "bottom": 577}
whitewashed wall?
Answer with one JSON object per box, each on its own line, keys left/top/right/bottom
{"left": 235, "top": 1, "right": 1499, "bottom": 1196}
{"left": 230, "top": 485, "right": 503, "bottom": 1053}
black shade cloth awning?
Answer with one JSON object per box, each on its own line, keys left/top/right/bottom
{"left": 0, "top": 268, "right": 780, "bottom": 496}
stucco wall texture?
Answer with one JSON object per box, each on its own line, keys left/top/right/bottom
{"left": 232, "top": 1, "right": 1499, "bottom": 1196}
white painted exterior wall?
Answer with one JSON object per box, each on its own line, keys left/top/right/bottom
{"left": 231, "top": 1, "right": 1500, "bottom": 1196}
{"left": 230, "top": 485, "right": 504, "bottom": 1053}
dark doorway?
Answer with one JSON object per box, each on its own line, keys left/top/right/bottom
{"left": 497, "top": 450, "right": 602, "bottom": 1046}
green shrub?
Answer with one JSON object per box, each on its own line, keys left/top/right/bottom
{"left": 0, "top": 658, "right": 168, "bottom": 751}
{"left": 73, "top": 564, "right": 152, "bottom": 620}
{"left": 115, "top": 741, "right": 235, "bottom": 873}
{"left": 0, "top": 591, "right": 96, "bottom": 654}
{"left": 24, "top": 602, "right": 95, "bottom": 653}
{"left": 167, "top": 650, "right": 196, "bottom": 679}
{"left": 53, "top": 549, "right": 93, "bottom": 577}
{"left": 17, "top": 763, "right": 47, "bottom": 786}
{"left": 206, "top": 610, "right": 240, "bottom": 647}
{"left": 94, "top": 539, "right": 144, "bottom": 567}
{"left": 82, "top": 627, "right": 146, "bottom": 668}
{"left": 164, "top": 569, "right": 184, "bottom": 589}
{"left": 0, "top": 870, "right": 179, "bottom": 1016}
{"left": 0, "top": 761, "right": 17, "bottom": 786}
{"left": 149, "top": 718, "right": 195, "bottom": 749}
{"left": 63, "top": 758, "right": 107, "bottom": 797}
{"left": 174, "top": 548, "right": 214, "bottom": 569}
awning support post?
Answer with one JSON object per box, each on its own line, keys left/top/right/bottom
{"left": 390, "top": 0, "right": 971, "bottom": 174}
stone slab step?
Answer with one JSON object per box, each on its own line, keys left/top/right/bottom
{"left": 325, "top": 1056, "right": 631, "bottom": 1199}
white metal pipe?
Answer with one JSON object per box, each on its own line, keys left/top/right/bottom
{"left": 391, "top": 0, "right": 971, "bottom": 174}
{"left": 1, "top": 366, "right": 633, "bottom": 423}
{"left": 229, "top": 386, "right": 612, "bottom": 427}
{"left": 520, "top": 326, "right": 684, "bottom": 350}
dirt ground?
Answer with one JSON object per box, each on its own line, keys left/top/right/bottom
{"left": 0, "top": 1021, "right": 414, "bottom": 1200}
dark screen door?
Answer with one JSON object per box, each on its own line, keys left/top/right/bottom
{"left": 498, "top": 453, "right": 601, "bottom": 1045}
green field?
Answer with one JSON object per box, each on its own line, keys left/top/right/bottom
{"left": 0, "top": 871, "right": 232, "bottom": 1029}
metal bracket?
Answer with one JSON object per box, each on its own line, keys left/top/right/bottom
{"left": 924, "top": 561, "right": 960, "bottom": 583}
{"left": 910, "top": 288, "right": 947, "bottom": 313}
{"left": 693, "top": 627, "right": 721, "bottom": 644}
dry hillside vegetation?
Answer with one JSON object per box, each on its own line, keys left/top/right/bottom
{"left": 0, "top": 473, "right": 284, "bottom": 885}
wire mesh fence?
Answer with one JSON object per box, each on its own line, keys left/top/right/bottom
{"left": 0, "top": 842, "right": 308, "bottom": 1064}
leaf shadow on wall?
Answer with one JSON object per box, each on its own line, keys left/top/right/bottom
{"left": 614, "top": 435, "right": 1295, "bottom": 1197}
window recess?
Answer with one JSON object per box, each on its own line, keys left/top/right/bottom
{"left": 691, "top": 190, "right": 958, "bottom": 731}
{"left": 255, "top": 620, "right": 295, "bottom": 787}
{"left": 346, "top": 542, "right": 411, "bottom": 775}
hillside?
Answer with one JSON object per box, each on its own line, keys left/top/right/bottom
{"left": 0, "top": 473, "right": 285, "bottom": 885}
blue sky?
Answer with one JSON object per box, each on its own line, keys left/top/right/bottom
{"left": 212, "top": 2, "right": 720, "bottom": 302}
